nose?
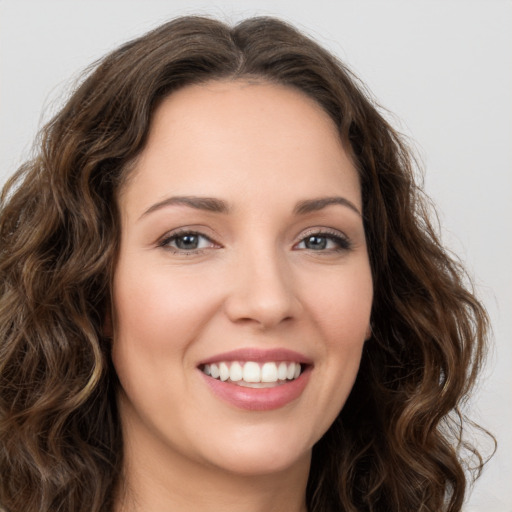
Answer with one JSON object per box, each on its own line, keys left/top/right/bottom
{"left": 223, "top": 246, "right": 301, "bottom": 330}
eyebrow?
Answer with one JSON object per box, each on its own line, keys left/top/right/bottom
{"left": 139, "top": 194, "right": 361, "bottom": 220}
{"left": 293, "top": 197, "right": 361, "bottom": 216}
{"left": 140, "top": 196, "right": 230, "bottom": 219}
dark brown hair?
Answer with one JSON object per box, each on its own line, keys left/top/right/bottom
{"left": 0, "top": 15, "right": 493, "bottom": 512}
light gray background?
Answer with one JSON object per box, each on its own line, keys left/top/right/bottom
{"left": 1, "top": 1, "right": 510, "bottom": 510}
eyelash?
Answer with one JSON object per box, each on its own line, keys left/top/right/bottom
{"left": 158, "top": 229, "right": 217, "bottom": 255}
{"left": 296, "top": 229, "right": 352, "bottom": 252}
{"left": 158, "top": 228, "right": 352, "bottom": 255}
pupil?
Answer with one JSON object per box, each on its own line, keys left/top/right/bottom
{"left": 176, "top": 234, "right": 198, "bottom": 250}
{"left": 306, "top": 236, "right": 327, "bottom": 250}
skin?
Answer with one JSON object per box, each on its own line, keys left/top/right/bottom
{"left": 111, "top": 80, "right": 373, "bottom": 512}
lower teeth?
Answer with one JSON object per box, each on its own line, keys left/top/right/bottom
{"left": 209, "top": 372, "right": 302, "bottom": 386}
{"left": 226, "top": 380, "right": 289, "bottom": 388}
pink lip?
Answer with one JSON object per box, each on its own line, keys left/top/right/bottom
{"left": 198, "top": 348, "right": 313, "bottom": 366}
{"left": 199, "top": 366, "right": 312, "bottom": 411}
{"left": 197, "top": 348, "right": 314, "bottom": 411}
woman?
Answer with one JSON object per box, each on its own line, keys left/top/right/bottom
{"left": 0, "top": 15, "right": 492, "bottom": 512}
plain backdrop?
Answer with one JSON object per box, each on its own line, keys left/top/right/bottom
{"left": 1, "top": 1, "right": 511, "bottom": 510}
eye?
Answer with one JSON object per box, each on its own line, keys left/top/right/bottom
{"left": 295, "top": 231, "right": 351, "bottom": 252}
{"left": 159, "top": 231, "right": 217, "bottom": 253}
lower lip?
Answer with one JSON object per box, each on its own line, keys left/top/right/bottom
{"left": 200, "top": 367, "right": 311, "bottom": 411}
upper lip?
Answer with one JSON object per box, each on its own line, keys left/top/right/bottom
{"left": 198, "top": 348, "right": 313, "bottom": 366}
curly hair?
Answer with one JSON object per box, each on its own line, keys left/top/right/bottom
{"left": 0, "top": 15, "right": 492, "bottom": 512}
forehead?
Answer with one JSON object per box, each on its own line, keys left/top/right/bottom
{"left": 120, "top": 80, "right": 361, "bottom": 215}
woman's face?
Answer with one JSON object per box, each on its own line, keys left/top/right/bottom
{"left": 112, "top": 80, "right": 373, "bottom": 478}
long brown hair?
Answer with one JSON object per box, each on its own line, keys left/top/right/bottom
{"left": 0, "top": 16, "right": 493, "bottom": 512}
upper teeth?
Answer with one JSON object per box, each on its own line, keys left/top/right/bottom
{"left": 202, "top": 361, "right": 302, "bottom": 383}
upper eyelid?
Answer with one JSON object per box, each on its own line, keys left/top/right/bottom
{"left": 155, "top": 220, "right": 353, "bottom": 246}
{"left": 299, "top": 227, "right": 344, "bottom": 236}
{"left": 294, "top": 227, "right": 352, "bottom": 251}
{"left": 156, "top": 226, "right": 350, "bottom": 248}
{"left": 160, "top": 227, "right": 347, "bottom": 237}
{"left": 297, "top": 227, "right": 349, "bottom": 241}
{"left": 157, "top": 227, "right": 219, "bottom": 245}
{"left": 157, "top": 232, "right": 220, "bottom": 256}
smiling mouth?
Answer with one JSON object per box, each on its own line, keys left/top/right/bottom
{"left": 200, "top": 361, "right": 304, "bottom": 388}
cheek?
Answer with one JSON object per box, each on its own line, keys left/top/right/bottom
{"left": 111, "top": 263, "right": 223, "bottom": 363}
{"left": 307, "top": 262, "right": 373, "bottom": 344}
{"left": 290, "top": 263, "right": 372, "bottom": 442}
{"left": 303, "top": 261, "right": 372, "bottom": 394}
{"left": 110, "top": 264, "right": 223, "bottom": 427}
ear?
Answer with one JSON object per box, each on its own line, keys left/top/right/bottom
{"left": 365, "top": 324, "right": 372, "bottom": 341}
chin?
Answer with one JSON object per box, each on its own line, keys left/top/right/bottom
{"left": 194, "top": 425, "right": 315, "bottom": 477}
{"left": 213, "top": 446, "right": 311, "bottom": 477}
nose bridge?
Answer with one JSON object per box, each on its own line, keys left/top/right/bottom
{"left": 224, "top": 236, "right": 299, "bottom": 328}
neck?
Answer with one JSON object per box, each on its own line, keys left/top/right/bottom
{"left": 114, "top": 411, "right": 310, "bottom": 512}
{"left": 115, "top": 448, "right": 310, "bottom": 512}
